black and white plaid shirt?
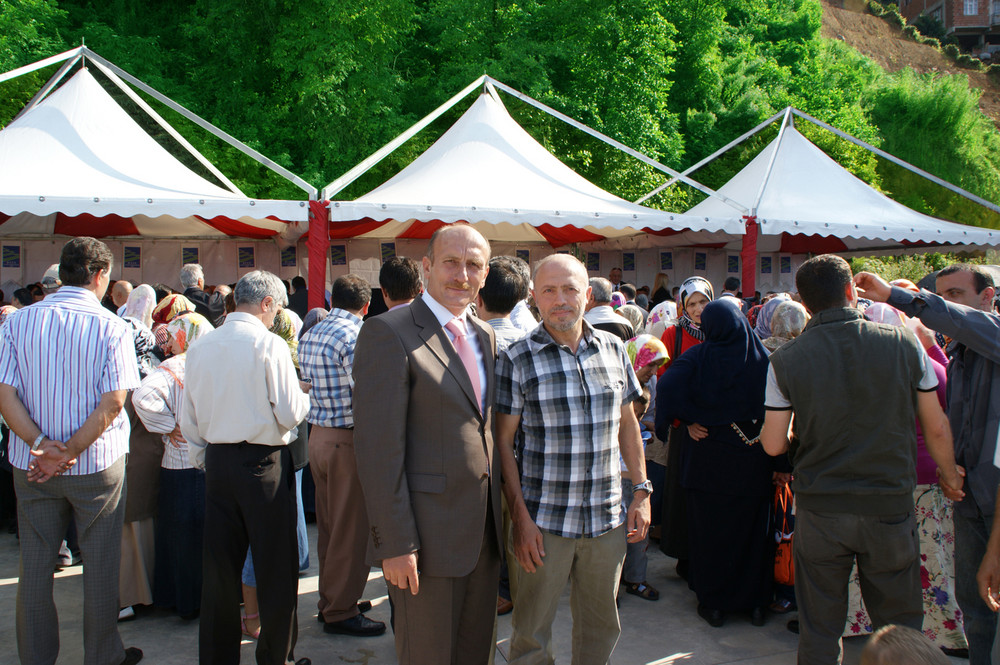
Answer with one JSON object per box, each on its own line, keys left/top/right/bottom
{"left": 496, "top": 320, "right": 641, "bottom": 538}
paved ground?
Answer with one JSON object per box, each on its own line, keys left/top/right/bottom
{"left": 0, "top": 522, "right": 961, "bottom": 664}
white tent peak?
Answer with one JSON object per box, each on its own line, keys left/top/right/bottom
{"left": 332, "top": 86, "right": 742, "bottom": 245}
{"left": 686, "top": 123, "right": 998, "bottom": 246}
{"left": 2, "top": 68, "right": 240, "bottom": 202}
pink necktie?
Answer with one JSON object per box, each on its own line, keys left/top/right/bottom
{"left": 445, "top": 317, "right": 483, "bottom": 412}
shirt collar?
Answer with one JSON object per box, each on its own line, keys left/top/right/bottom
{"left": 224, "top": 311, "right": 267, "bottom": 329}
{"left": 422, "top": 291, "right": 469, "bottom": 328}
{"left": 527, "top": 318, "right": 598, "bottom": 354}
{"left": 329, "top": 308, "right": 363, "bottom": 326}
{"left": 53, "top": 285, "right": 101, "bottom": 304}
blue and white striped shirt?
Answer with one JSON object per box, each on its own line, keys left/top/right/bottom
{"left": 299, "top": 308, "right": 363, "bottom": 429}
{"left": 0, "top": 286, "right": 141, "bottom": 474}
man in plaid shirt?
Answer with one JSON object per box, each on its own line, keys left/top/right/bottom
{"left": 495, "top": 254, "right": 651, "bottom": 665}
{"left": 299, "top": 274, "right": 385, "bottom": 637}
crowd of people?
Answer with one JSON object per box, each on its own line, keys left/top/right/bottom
{"left": 1, "top": 231, "right": 1000, "bottom": 665}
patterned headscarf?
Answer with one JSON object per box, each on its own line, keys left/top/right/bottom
{"left": 864, "top": 302, "right": 906, "bottom": 327}
{"left": 165, "top": 312, "right": 214, "bottom": 354}
{"left": 152, "top": 294, "right": 196, "bottom": 325}
{"left": 679, "top": 276, "right": 714, "bottom": 310}
{"left": 610, "top": 292, "right": 626, "bottom": 310}
{"left": 270, "top": 308, "right": 299, "bottom": 369}
{"left": 762, "top": 301, "right": 810, "bottom": 352}
{"left": 123, "top": 284, "right": 157, "bottom": 329}
{"left": 625, "top": 334, "right": 670, "bottom": 372}
{"left": 618, "top": 304, "right": 645, "bottom": 331}
{"left": 753, "top": 293, "right": 792, "bottom": 339}
{"left": 0, "top": 305, "right": 17, "bottom": 327}
{"left": 645, "top": 300, "right": 677, "bottom": 339}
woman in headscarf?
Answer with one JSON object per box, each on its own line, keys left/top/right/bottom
{"left": 151, "top": 294, "right": 196, "bottom": 359}
{"left": 132, "top": 313, "right": 214, "bottom": 620}
{"left": 839, "top": 302, "right": 966, "bottom": 652}
{"left": 761, "top": 301, "right": 810, "bottom": 352}
{"left": 299, "top": 307, "right": 329, "bottom": 340}
{"left": 118, "top": 285, "right": 174, "bottom": 619}
{"left": 752, "top": 293, "right": 792, "bottom": 342}
{"left": 122, "top": 284, "right": 159, "bottom": 378}
{"left": 653, "top": 276, "right": 713, "bottom": 577}
{"left": 621, "top": 335, "right": 670, "bottom": 601}
{"left": 657, "top": 299, "right": 777, "bottom": 628}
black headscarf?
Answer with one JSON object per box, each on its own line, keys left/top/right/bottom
{"left": 299, "top": 307, "right": 329, "bottom": 339}
{"left": 657, "top": 299, "right": 769, "bottom": 427}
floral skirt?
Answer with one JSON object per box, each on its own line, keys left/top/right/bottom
{"left": 843, "top": 484, "right": 967, "bottom": 649}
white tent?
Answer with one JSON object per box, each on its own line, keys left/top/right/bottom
{"left": 0, "top": 66, "right": 308, "bottom": 238}
{"left": 329, "top": 89, "right": 740, "bottom": 246}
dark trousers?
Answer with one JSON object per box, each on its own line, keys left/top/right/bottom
{"left": 954, "top": 508, "right": 1000, "bottom": 665}
{"left": 389, "top": 506, "right": 500, "bottom": 665}
{"left": 200, "top": 444, "right": 299, "bottom": 665}
{"left": 794, "top": 507, "right": 922, "bottom": 665}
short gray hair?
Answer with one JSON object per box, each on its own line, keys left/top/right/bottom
{"left": 234, "top": 270, "right": 288, "bottom": 308}
{"left": 180, "top": 263, "right": 204, "bottom": 288}
{"left": 589, "top": 277, "right": 612, "bottom": 303}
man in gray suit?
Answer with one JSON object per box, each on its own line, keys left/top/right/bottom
{"left": 353, "top": 224, "right": 501, "bottom": 665}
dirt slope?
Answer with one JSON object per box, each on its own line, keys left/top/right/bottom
{"left": 821, "top": 1, "right": 1000, "bottom": 124}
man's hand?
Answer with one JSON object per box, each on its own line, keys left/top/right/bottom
{"left": 626, "top": 493, "right": 651, "bottom": 543}
{"left": 937, "top": 465, "right": 966, "bottom": 502}
{"left": 167, "top": 425, "right": 186, "bottom": 448}
{"left": 27, "top": 439, "right": 76, "bottom": 483}
{"left": 512, "top": 514, "right": 546, "bottom": 573}
{"left": 382, "top": 553, "right": 419, "bottom": 595}
{"left": 853, "top": 272, "right": 892, "bottom": 303}
{"left": 299, "top": 380, "right": 312, "bottom": 394}
{"left": 978, "top": 548, "right": 1000, "bottom": 612}
{"left": 687, "top": 423, "right": 708, "bottom": 441}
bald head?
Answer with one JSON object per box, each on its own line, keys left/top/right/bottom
{"left": 112, "top": 281, "right": 133, "bottom": 308}
{"left": 532, "top": 254, "right": 591, "bottom": 335}
{"left": 533, "top": 253, "right": 588, "bottom": 284}
{"left": 423, "top": 224, "right": 492, "bottom": 317}
{"left": 426, "top": 224, "right": 491, "bottom": 264}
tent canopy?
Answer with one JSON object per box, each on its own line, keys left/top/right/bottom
{"left": 330, "top": 91, "right": 741, "bottom": 247}
{"left": 0, "top": 61, "right": 308, "bottom": 239}
{"left": 684, "top": 121, "right": 1000, "bottom": 254}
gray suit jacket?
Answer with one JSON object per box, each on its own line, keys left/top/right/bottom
{"left": 353, "top": 297, "right": 502, "bottom": 578}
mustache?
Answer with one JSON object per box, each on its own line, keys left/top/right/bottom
{"left": 446, "top": 281, "right": 470, "bottom": 290}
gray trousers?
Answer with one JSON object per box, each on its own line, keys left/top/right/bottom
{"left": 15, "top": 457, "right": 127, "bottom": 665}
{"left": 794, "top": 507, "right": 922, "bottom": 665}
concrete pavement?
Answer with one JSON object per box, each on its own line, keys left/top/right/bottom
{"left": 0, "top": 522, "right": 959, "bottom": 664}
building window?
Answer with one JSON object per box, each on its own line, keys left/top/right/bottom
{"left": 966, "top": 0, "right": 979, "bottom": 16}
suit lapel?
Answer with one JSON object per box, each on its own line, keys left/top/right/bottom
{"left": 412, "top": 298, "right": 483, "bottom": 417}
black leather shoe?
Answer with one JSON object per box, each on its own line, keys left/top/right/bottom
{"left": 317, "top": 601, "right": 373, "bottom": 623}
{"left": 751, "top": 607, "right": 766, "bottom": 626}
{"left": 697, "top": 604, "right": 724, "bottom": 628}
{"left": 120, "top": 647, "right": 143, "bottom": 665}
{"left": 322, "top": 614, "right": 387, "bottom": 637}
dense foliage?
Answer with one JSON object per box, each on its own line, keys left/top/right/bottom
{"left": 1, "top": 0, "right": 999, "bottom": 230}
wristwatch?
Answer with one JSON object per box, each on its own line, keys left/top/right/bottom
{"left": 632, "top": 479, "right": 653, "bottom": 495}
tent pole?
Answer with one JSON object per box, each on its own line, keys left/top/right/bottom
{"left": 81, "top": 48, "right": 316, "bottom": 198}
{"left": 751, "top": 108, "right": 793, "bottom": 216}
{"left": 307, "top": 201, "right": 331, "bottom": 311}
{"left": 0, "top": 47, "right": 83, "bottom": 85}
{"left": 790, "top": 108, "right": 1000, "bottom": 216}
{"left": 485, "top": 77, "right": 744, "bottom": 212}
{"left": 11, "top": 54, "right": 83, "bottom": 122}
{"left": 636, "top": 110, "right": 786, "bottom": 205}
{"left": 741, "top": 215, "right": 759, "bottom": 299}
{"left": 323, "top": 75, "right": 489, "bottom": 198}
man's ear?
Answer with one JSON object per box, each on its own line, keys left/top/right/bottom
{"left": 982, "top": 286, "right": 996, "bottom": 311}
{"left": 361, "top": 302, "right": 371, "bottom": 316}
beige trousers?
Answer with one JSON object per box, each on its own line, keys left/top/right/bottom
{"left": 508, "top": 525, "right": 626, "bottom": 665}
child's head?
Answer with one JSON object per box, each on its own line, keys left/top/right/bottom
{"left": 860, "top": 625, "right": 948, "bottom": 665}
{"left": 633, "top": 387, "right": 650, "bottom": 418}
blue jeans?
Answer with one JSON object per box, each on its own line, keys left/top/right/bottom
{"left": 954, "top": 508, "right": 1000, "bottom": 665}
{"left": 621, "top": 480, "right": 648, "bottom": 583}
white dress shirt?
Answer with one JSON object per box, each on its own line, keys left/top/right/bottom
{"left": 180, "top": 312, "right": 310, "bottom": 469}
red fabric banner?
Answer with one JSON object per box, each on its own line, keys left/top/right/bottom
{"left": 307, "top": 201, "right": 330, "bottom": 311}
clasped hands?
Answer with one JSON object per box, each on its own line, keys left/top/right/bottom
{"left": 27, "top": 439, "right": 76, "bottom": 483}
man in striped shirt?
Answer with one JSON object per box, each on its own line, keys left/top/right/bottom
{"left": 0, "top": 237, "right": 143, "bottom": 665}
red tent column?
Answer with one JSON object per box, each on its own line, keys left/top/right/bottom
{"left": 307, "top": 200, "right": 330, "bottom": 310}
{"left": 740, "top": 215, "right": 758, "bottom": 299}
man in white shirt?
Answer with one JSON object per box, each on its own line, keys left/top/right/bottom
{"left": 181, "top": 270, "right": 311, "bottom": 665}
